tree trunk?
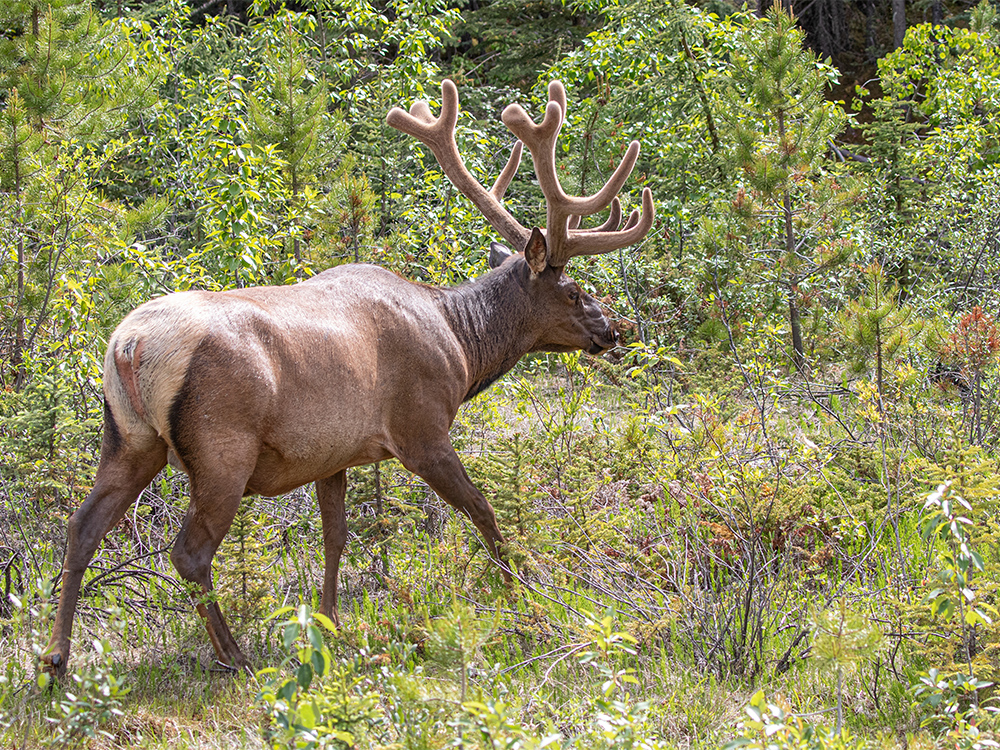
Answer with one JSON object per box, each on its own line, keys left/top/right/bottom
{"left": 893, "top": 0, "right": 906, "bottom": 49}
{"left": 866, "top": 0, "right": 877, "bottom": 61}
{"left": 782, "top": 185, "right": 805, "bottom": 372}
{"left": 13, "top": 127, "right": 26, "bottom": 391}
{"left": 788, "top": 292, "right": 804, "bottom": 372}
{"left": 875, "top": 317, "right": 884, "bottom": 404}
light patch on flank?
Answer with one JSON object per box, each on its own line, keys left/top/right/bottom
{"left": 104, "top": 292, "right": 213, "bottom": 448}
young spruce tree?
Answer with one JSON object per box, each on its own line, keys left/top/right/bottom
{"left": 249, "top": 12, "right": 334, "bottom": 274}
{"left": 717, "top": 8, "right": 852, "bottom": 372}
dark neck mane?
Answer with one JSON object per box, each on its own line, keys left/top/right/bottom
{"left": 436, "top": 260, "right": 534, "bottom": 402}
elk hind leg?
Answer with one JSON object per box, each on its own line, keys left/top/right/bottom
{"left": 169, "top": 471, "right": 251, "bottom": 671}
{"left": 317, "top": 470, "right": 347, "bottom": 626}
{"left": 43, "top": 432, "right": 167, "bottom": 675}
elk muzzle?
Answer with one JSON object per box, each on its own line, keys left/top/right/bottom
{"left": 588, "top": 323, "right": 618, "bottom": 354}
{"left": 583, "top": 297, "right": 618, "bottom": 354}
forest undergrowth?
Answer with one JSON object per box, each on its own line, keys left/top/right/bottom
{"left": 4, "top": 343, "right": 1000, "bottom": 748}
{"left": 5, "top": 0, "right": 1000, "bottom": 746}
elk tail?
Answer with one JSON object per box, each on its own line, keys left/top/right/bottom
{"left": 112, "top": 338, "right": 148, "bottom": 422}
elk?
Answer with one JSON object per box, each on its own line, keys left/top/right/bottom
{"left": 42, "top": 79, "right": 654, "bottom": 674}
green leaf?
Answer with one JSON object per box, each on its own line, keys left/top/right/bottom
{"left": 307, "top": 624, "right": 323, "bottom": 652}
{"left": 283, "top": 622, "right": 300, "bottom": 649}
{"left": 296, "top": 662, "right": 313, "bottom": 690}
{"left": 310, "top": 648, "right": 326, "bottom": 679}
{"left": 312, "top": 612, "right": 338, "bottom": 632}
{"left": 968, "top": 607, "right": 993, "bottom": 626}
{"left": 298, "top": 700, "right": 316, "bottom": 729}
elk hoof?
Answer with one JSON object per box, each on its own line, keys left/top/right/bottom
{"left": 40, "top": 651, "right": 66, "bottom": 679}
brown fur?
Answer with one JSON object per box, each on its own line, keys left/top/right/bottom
{"left": 114, "top": 339, "right": 146, "bottom": 421}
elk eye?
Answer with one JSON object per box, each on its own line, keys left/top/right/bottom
{"left": 568, "top": 289, "right": 580, "bottom": 302}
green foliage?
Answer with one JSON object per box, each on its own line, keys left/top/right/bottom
{"left": 911, "top": 667, "right": 999, "bottom": 747}
{"left": 719, "top": 9, "right": 844, "bottom": 193}
{"left": 257, "top": 604, "right": 381, "bottom": 749}
{"left": 451, "top": 611, "right": 668, "bottom": 750}
{"left": 216, "top": 496, "right": 278, "bottom": 627}
{"left": 253, "top": 601, "right": 674, "bottom": 750}
{"left": 0, "top": 358, "right": 100, "bottom": 503}
{"left": 453, "top": 0, "right": 593, "bottom": 89}
{"left": 861, "top": 4, "right": 1000, "bottom": 316}
{"left": 43, "top": 620, "right": 131, "bottom": 748}
{"left": 16, "top": 581, "right": 131, "bottom": 748}
{"left": 0, "top": 0, "right": 163, "bottom": 392}
{"left": 470, "top": 433, "right": 547, "bottom": 568}
{"left": 920, "top": 482, "right": 993, "bottom": 651}
{"left": 426, "top": 596, "right": 497, "bottom": 702}
{"left": 838, "top": 261, "right": 924, "bottom": 428}
{"left": 711, "top": 8, "right": 852, "bottom": 369}
{"left": 322, "top": 155, "right": 377, "bottom": 264}
{"left": 248, "top": 11, "right": 342, "bottom": 272}
{"left": 725, "top": 692, "right": 870, "bottom": 750}
{"left": 812, "top": 600, "right": 885, "bottom": 675}
{"left": 812, "top": 598, "right": 885, "bottom": 732}
{"left": 839, "top": 264, "right": 914, "bottom": 375}
{"left": 548, "top": 0, "right": 725, "bottom": 203}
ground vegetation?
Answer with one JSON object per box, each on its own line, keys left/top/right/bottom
{"left": 4, "top": 1, "right": 1000, "bottom": 748}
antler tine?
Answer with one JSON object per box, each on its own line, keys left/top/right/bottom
{"left": 575, "top": 198, "right": 622, "bottom": 234}
{"left": 386, "top": 80, "right": 531, "bottom": 252}
{"left": 562, "top": 187, "right": 655, "bottom": 259}
{"left": 548, "top": 80, "right": 567, "bottom": 125}
{"left": 501, "top": 82, "right": 654, "bottom": 266}
{"left": 622, "top": 208, "right": 640, "bottom": 231}
{"left": 489, "top": 140, "right": 523, "bottom": 201}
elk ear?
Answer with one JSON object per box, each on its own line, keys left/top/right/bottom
{"left": 489, "top": 242, "right": 512, "bottom": 268}
{"left": 523, "top": 227, "right": 548, "bottom": 274}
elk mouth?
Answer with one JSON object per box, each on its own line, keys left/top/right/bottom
{"left": 588, "top": 330, "right": 618, "bottom": 355}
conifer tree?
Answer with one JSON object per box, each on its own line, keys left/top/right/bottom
{"left": 839, "top": 262, "right": 915, "bottom": 403}
{"left": 718, "top": 8, "right": 851, "bottom": 372}
{"left": 1, "top": 1, "right": 94, "bottom": 388}
{"left": 0, "top": 89, "right": 41, "bottom": 388}
{"left": 0, "top": 0, "right": 162, "bottom": 388}
{"left": 854, "top": 97, "right": 922, "bottom": 300}
{"left": 249, "top": 14, "right": 333, "bottom": 272}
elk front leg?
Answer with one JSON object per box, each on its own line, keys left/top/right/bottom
{"left": 43, "top": 441, "right": 167, "bottom": 676}
{"left": 402, "top": 444, "right": 511, "bottom": 583}
{"left": 316, "top": 471, "right": 347, "bottom": 626}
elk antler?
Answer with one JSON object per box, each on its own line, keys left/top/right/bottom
{"left": 386, "top": 80, "right": 531, "bottom": 253}
{"left": 502, "top": 80, "right": 654, "bottom": 267}
{"left": 387, "top": 80, "right": 654, "bottom": 268}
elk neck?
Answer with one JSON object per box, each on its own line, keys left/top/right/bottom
{"left": 435, "top": 259, "right": 537, "bottom": 402}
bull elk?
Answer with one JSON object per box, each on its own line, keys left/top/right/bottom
{"left": 42, "top": 80, "right": 654, "bottom": 674}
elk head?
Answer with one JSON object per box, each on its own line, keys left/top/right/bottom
{"left": 386, "top": 79, "right": 654, "bottom": 355}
